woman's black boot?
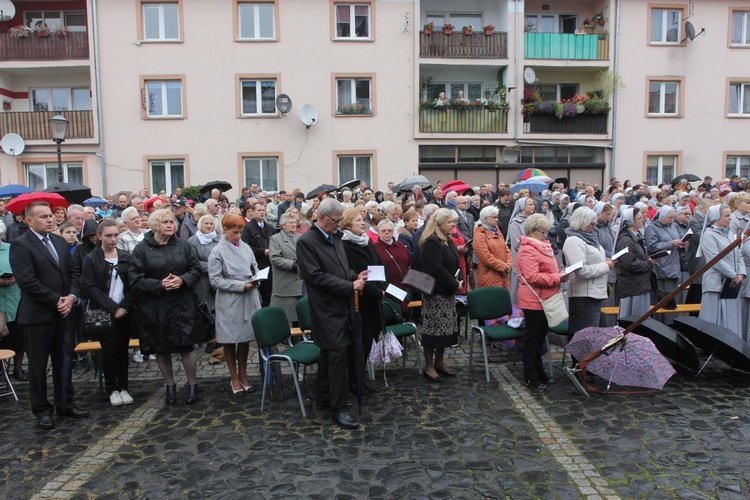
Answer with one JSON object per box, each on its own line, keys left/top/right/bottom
{"left": 165, "top": 384, "right": 177, "bottom": 405}
{"left": 186, "top": 384, "right": 198, "bottom": 405}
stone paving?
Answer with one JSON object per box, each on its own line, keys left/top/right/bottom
{"left": 0, "top": 330, "right": 749, "bottom": 499}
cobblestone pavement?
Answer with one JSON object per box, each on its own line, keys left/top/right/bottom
{"left": 1, "top": 331, "right": 749, "bottom": 499}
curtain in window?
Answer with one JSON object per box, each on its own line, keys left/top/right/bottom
{"left": 261, "top": 159, "right": 278, "bottom": 190}
{"left": 147, "top": 83, "right": 162, "bottom": 115}
{"left": 336, "top": 6, "right": 350, "bottom": 37}
{"left": 66, "top": 165, "right": 84, "bottom": 184}
{"left": 151, "top": 162, "right": 167, "bottom": 194}
{"left": 648, "top": 83, "right": 661, "bottom": 113}
{"left": 337, "top": 80, "right": 352, "bottom": 106}
{"left": 170, "top": 162, "right": 185, "bottom": 191}
{"left": 242, "top": 81, "right": 258, "bottom": 114}
{"left": 261, "top": 81, "right": 276, "bottom": 113}
{"left": 663, "top": 83, "right": 677, "bottom": 114}
{"left": 166, "top": 82, "right": 181, "bottom": 115}
{"left": 354, "top": 6, "right": 368, "bottom": 37}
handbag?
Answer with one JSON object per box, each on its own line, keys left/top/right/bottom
{"left": 519, "top": 273, "right": 568, "bottom": 328}
{"left": 401, "top": 269, "right": 436, "bottom": 296}
{"left": 0, "top": 311, "right": 9, "bottom": 337}
{"left": 83, "top": 303, "right": 114, "bottom": 336}
{"left": 195, "top": 299, "right": 215, "bottom": 341}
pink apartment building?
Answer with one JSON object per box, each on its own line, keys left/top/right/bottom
{"left": 0, "top": 0, "right": 748, "bottom": 198}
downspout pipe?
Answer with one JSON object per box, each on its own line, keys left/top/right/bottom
{"left": 513, "top": 0, "right": 520, "bottom": 143}
{"left": 610, "top": 0, "right": 622, "bottom": 180}
{"left": 92, "top": 0, "right": 107, "bottom": 195}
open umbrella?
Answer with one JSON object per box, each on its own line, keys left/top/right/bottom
{"left": 6, "top": 192, "right": 69, "bottom": 215}
{"left": 515, "top": 168, "right": 548, "bottom": 180}
{"left": 338, "top": 179, "right": 361, "bottom": 191}
{"left": 554, "top": 177, "right": 569, "bottom": 189}
{"left": 670, "top": 173, "right": 701, "bottom": 185}
{"left": 83, "top": 197, "right": 108, "bottom": 208}
{"left": 200, "top": 180, "right": 233, "bottom": 194}
{"left": 510, "top": 177, "right": 549, "bottom": 193}
{"left": 617, "top": 316, "right": 700, "bottom": 373}
{"left": 305, "top": 184, "right": 337, "bottom": 200}
{"left": 43, "top": 182, "right": 92, "bottom": 204}
{"left": 0, "top": 184, "right": 33, "bottom": 198}
{"left": 398, "top": 175, "right": 432, "bottom": 192}
{"left": 671, "top": 317, "right": 750, "bottom": 374}
{"left": 566, "top": 326, "right": 676, "bottom": 391}
{"left": 441, "top": 180, "right": 474, "bottom": 195}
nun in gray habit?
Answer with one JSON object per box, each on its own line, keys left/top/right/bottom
{"left": 644, "top": 205, "right": 683, "bottom": 308}
{"left": 698, "top": 204, "right": 745, "bottom": 338}
{"left": 614, "top": 207, "right": 653, "bottom": 319}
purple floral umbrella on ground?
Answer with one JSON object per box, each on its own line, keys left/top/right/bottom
{"left": 566, "top": 326, "right": 676, "bottom": 391}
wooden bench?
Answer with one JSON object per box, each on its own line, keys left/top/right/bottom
{"left": 601, "top": 303, "right": 701, "bottom": 316}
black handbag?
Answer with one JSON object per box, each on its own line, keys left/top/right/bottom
{"left": 83, "top": 303, "right": 113, "bottom": 336}
{"left": 401, "top": 269, "right": 436, "bottom": 296}
{"left": 195, "top": 299, "right": 215, "bottom": 341}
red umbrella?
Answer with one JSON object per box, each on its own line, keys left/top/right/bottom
{"left": 6, "top": 192, "right": 69, "bottom": 215}
{"left": 441, "top": 180, "right": 474, "bottom": 195}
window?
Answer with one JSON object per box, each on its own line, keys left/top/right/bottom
{"left": 243, "top": 157, "right": 279, "bottom": 191}
{"left": 425, "top": 13, "right": 482, "bottom": 31}
{"left": 143, "top": 3, "right": 180, "bottom": 41}
{"left": 419, "top": 146, "right": 455, "bottom": 163}
{"left": 524, "top": 14, "right": 578, "bottom": 34}
{"left": 646, "top": 155, "right": 677, "bottom": 185}
{"left": 338, "top": 155, "right": 372, "bottom": 187}
{"left": 336, "top": 77, "right": 372, "bottom": 115}
{"left": 150, "top": 160, "right": 185, "bottom": 194}
{"left": 425, "top": 83, "right": 482, "bottom": 101}
{"left": 25, "top": 11, "right": 86, "bottom": 31}
{"left": 241, "top": 79, "right": 277, "bottom": 115}
{"left": 31, "top": 88, "right": 91, "bottom": 112}
{"left": 25, "top": 163, "right": 83, "bottom": 191}
{"left": 238, "top": 3, "right": 275, "bottom": 39}
{"left": 538, "top": 84, "right": 579, "bottom": 101}
{"left": 648, "top": 81, "right": 679, "bottom": 116}
{"left": 731, "top": 10, "right": 750, "bottom": 45}
{"left": 458, "top": 146, "right": 497, "bottom": 163}
{"left": 726, "top": 155, "right": 750, "bottom": 178}
{"left": 145, "top": 80, "right": 183, "bottom": 118}
{"left": 335, "top": 4, "right": 370, "bottom": 39}
{"left": 650, "top": 8, "right": 681, "bottom": 43}
{"left": 729, "top": 82, "right": 750, "bottom": 116}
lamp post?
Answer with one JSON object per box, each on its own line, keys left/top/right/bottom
{"left": 49, "top": 114, "right": 69, "bottom": 183}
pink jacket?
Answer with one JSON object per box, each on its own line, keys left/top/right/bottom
{"left": 516, "top": 236, "right": 561, "bottom": 310}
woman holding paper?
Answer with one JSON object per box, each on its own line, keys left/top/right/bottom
{"left": 698, "top": 205, "right": 745, "bottom": 337}
{"left": 373, "top": 219, "right": 411, "bottom": 310}
{"left": 562, "top": 207, "right": 615, "bottom": 336}
{"left": 644, "top": 206, "right": 685, "bottom": 305}
{"left": 208, "top": 213, "right": 262, "bottom": 396}
{"left": 614, "top": 208, "right": 655, "bottom": 319}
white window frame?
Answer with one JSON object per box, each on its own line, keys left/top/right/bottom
{"left": 30, "top": 87, "right": 91, "bottom": 112}
{"left": 648, "top": 81, "right": 679, "bottom": 116}
{"left": 335, "top": 4, "right": 371, "bottom": 39}
{"left": 338, "top": 155, "right": 372, "bottom": 188}
{"left": 726, "top": 155, "right": 750, "bottom": 178}
{"left": 241, "top": 79, "right": 277, "bottom": 116}
{"left": 524, "top": 13, "right": 578, "bottom": 34}
{"left": 25, "top": 162, "right": 84, "bottom": 190}
{"left": 336, "top": 78, "right": 372, "bottom": 114}
{"left": 143, "top": 3, "right": 180, "bottom": 41}
{"left": 729, "top": 82, "right": 750, "bottom": 116}
{"left": 646, "top": 155, "right": 676, "bottom": 186}
{"left": 238, "top": 3, "right": 275, "bottom": 40}
{"left": 145, "top": 80, "right": 183, "bottom": 118}
{"left": 650, "top": 8, "right": 681, "bottom": 44}
{"left": 149, "top": 160, "right": 185, "bottom": 195}
{"left": 243, "top": 157, "right": 279, "bottom": 191}
{"left": 731, "top": 11, "right": 750, "bottom": 46}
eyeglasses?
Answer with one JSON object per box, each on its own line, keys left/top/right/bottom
{"left": 537, "top": 230, "right": 549, "bottom": 237}
{"left": 324, "top": 213, "right": 343, "bottom": 224}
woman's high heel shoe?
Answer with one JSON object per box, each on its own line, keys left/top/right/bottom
{"left": 165, "top": 384, "right": 177, "bottom": 405}
{"left": 240, "top": 383, "right": 255, "bottom": 393}
{"left": 231, "top": 381, "right": 244, "bottom": 396}
{"left": 186, "top": 384, "right": 198, "bottom": 405}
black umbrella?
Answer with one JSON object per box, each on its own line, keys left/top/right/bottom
{"left": 338, "top": 179, "right": 361, "bottom": 191}
{"left": 305, "top": 184, "right": 337, "bottom": 200}
{"left": 43, "top": 182, "right": 92, "bottom": 205}
{"left": 671, "top": 317, "right": 750, "bottom": 374}
{"left": 554, "top": 177, "right": 569, "bottom": 189}
{"left": 200, "top": 180, "right": 233, "bottom": 194}
{"left": 398, "top": 175, "right": 431, "bottom": 192}
{"left": 351, "top": 292, "right": 365, "bottom": 415}
{"left": 617, "top": 316, "right": 700, "bottom": 373}
{"left": 670, "top": 173, "right": 701, "bottom": 185}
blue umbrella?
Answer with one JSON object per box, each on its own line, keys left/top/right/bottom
{"left": 510, "top": 177, "right": 549, "bottom": 193}
{"left": 0, "top": 184, "right": 33, "bottom": 198}
{"left": 83, "top": 196, "right": 108, "bottom": 208}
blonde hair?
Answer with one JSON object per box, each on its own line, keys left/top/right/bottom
{"left": 420, "top": 208, "right": 456, "bottom": 246}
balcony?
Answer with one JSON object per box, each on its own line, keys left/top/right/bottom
{"left": 419, "top": 108, "right": 508, "bottom": 133}
{"left": 0, "top": 111, "right": 95, "bottom": 140}
{"left": 527, "top": 113, "right": 608, "bottom": 134}
{"left": 524, "top": 32, "right": 609, "bottom": 60}
{"left": 0, "top": 32, "right": 89, "bottom": 61}
{"left": 420, "top": 32, "right": 508, "bottom": 59}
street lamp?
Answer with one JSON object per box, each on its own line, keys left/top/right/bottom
{"left": 49, "top": 114, "right": 69, "bottom": 183}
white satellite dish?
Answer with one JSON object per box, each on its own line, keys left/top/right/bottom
{"left": 1, "top": 133, "right": 25, "bottom": 156}
{"left": 0, "top": 0, "right": 16, "bottom": 21}
{"left": 299, "top": 104, "right": 318, "bottom": 128}
{"left": 524, "top": 68, "right": 537, "bottom": 85}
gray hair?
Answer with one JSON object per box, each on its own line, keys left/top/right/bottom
{"left": 412, "top": 185, "right": 422, "bottom": 193}
{"left": 67, "top": 204, "right": 84, "bottom": 216}
{"left": 365, "top": 200, "right": 379, "bottom": 210}
{"left": 121, "top": 206, "right": 139, "bottom": 221}
{"left": 377, "top": 219, "right": 394, "bottom": 231}
{"left": 318, "top": 197, "right": 344, "bottom": 216}
{"left": 523, "top": 213, "right": 552, "bottom": 235}
{"left": 444, "top": 191, "right": 457, "bottom": 202}
{"left": 147, "top": 208, "right": 174, "bottom": 231}
{"left": 479, "top": 205, "right": 499, "bottom": 221}
{"left": 569, "top": 206, "right": 598, "bottom": 231}
{"left": 198, "top": 214, "right": 215, "bottom": 231}
{"left": 193, "top": 203, "right": 208, "bottom": 218}
{"left": 204, "top": 199, "right": 218, "bottom": 208}
{"left": 279, "top": 212, "right": 296, "bottom": 226}
{"left": 422, "top": 203, "right": 439, "bottom": 220}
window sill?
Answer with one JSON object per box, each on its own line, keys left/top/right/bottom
{"left": 144, "top": 116, "right": 184, "bottom": 120}
{"left": 236, "top": 38, "right": 278, "bottom": 43}
{"left": 332, "top": 38, "right": 374, "bottom": 42}
{"left": 646, "top": 114, "right": 682, "bottom": 118}
{"left": 648, "top": 41, "right": 684, "bottom": 47}
{"left": 140, "top": 39, "right": 183, "bottom": 44}
{"left": 334, "top": 113, "right": 375, "bottom": 118}
{"left": 729, "top": 44, "right": 750, "bottom": 48}
{"left": 239, "top": 114, "right": 280, "bottom": 119}
{"left": 727, "top": 114, "right": 750, "bottom": 118}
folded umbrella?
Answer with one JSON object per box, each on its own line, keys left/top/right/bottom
{"left": 0, "top": 184, "right": 33, "bottom": 199}
{"left": 6, "top": 192, "right": 69, "bottom": 215}
{"left": 43, "top": 182, "right": 92, "bottom": 205}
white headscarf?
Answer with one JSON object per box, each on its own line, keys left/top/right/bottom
{"left": 510, "top": 197, "right": 529, "bottom": 220}
{"left": 615, "top": 207, "right": 637, "bottom": 244}
{"left": 696, "top": 204, "right": 725, "bottom": 258}
{"left": 655, "top": 205, "right": 675, "bottom": 221}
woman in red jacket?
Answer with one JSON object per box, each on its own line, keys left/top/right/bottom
{"left": 373, "top": 219, "right": 411, "bottom": 310}
{"left": 517, "top": 214, "right": 570, "bottom": 390}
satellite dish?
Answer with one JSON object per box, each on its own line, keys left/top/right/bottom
{"left": 524, "top": 68, "right": 537, "bottom": 85}
{"left": 276, "top": 94, "right": 292, "bottom": 115}
{"left": 1, "top": 133, "right": 25, "bottom": 156}
{"left": 299, "top": 104, "right": 318, "bottom": 128}
{"left": 0, "top": 0, "right": 16, "bottom": 21}
{"left": 682, "top": 21, "right": 705, "bottom": 42}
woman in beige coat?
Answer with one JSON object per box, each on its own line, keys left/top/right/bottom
{"left": 473, "top": 206, "right": 513, "bottom": 289}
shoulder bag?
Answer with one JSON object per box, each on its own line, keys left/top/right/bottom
{"left": 83, "top": 302, "right": 113, "bottom": 336}
{"left": 519, "top": 273, "right": 568, "bottom": 328}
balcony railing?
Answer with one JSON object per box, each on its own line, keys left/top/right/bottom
{"left": 524, "top": 32, "right": 609, "bottom": 60}
{"left": 420, "top": 31, "right": 508, "bottom": 59}
{"left": 0, "top": 111, "right": 95, "bottom": 140}
{"left": 527, "top": 113, "right": 608, "bottom": 134}
{"left": 420, "top": 108, "right": 508, "bottom": 133}
{"left": 0, "top": 32, "right": 89, "bottom": 61}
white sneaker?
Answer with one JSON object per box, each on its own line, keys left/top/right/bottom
{"left": 110, "top": 391, "right": 123, "bottom": 407}
{"left": 119, "top": 390, "right": 134, "bottom": 405}
{"left": 133, "top": 350, "right": 144, "bottom": 363}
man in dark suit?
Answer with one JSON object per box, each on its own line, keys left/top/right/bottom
{"left": 9, "top": 201, "right": 89, "bottom": 429}
{"left": 296, "top": 198, "right": 369, "bottom": 429}
{"left": 241, "top": 201, "right": 276, "bottom": 307}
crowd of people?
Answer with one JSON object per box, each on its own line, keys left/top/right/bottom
{"left": 1, "top": 172, "right": 749, "bottom": 429}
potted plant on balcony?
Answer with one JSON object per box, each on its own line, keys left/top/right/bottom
{"left": 483, "top": 24, "right": 496, "bottom": 35}
{"left": 423, "top": 22, "right": 434, "bottom": 35}
{"left": 443, "top": 23, "right": 454, "bottom": 35}
{"left": 9, "top": 25, "right": 32, "bottom": 39}
{"left": 580, "top": 19, "right": 595, "bottom": 34}
{"left": 52, "top": 25, "right": 70, "bottom": 37}
{"left": 592, "top": 12, "right": 607, "bottom": 27}
{"left": 463, "top": 25, "right": 474, "bottom": 35}
{"left": 2, "top": 100, "right": 11, "bottom": 111}
{"left": 33, "top": 22, "right": 51, "bottom": 37}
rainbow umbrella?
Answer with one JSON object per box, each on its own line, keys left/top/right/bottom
{"left": 515, "top": 168, "right": 548, "bottom": 180}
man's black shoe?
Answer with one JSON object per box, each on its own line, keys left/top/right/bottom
{"left": 38, "top": 415, "right": 55, "bottom": 429}
{"left": 363, "top": 380, "right": 379, "bottom": 393}
{"left": 331, "top": 410, "right": 359, "bottom": 429}
{"left": 56, "top": 406, "right": 90, "bottom": 418}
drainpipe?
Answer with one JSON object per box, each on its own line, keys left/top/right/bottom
{"left": 610, "top": 0, "right": 622, "bottom": 179}
{"left": 513, "top": 0, "right": 520, "bottom": 143}
{"left": 91, "top": 0, "right": 107, "bottom": 195}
